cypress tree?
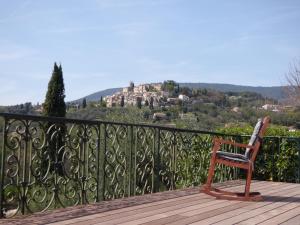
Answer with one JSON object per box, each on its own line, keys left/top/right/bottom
{"left": 43, "top": 63, "right": 66, "bottom": 117}
{"left": 136, "top": 97, "right": 142, "bottom": 109}
{"left": 120, "top": 95, "right": 125, "bottom": 107}
{"left": 42, "top": 62, "right": 66, "bottom": 176}
{"left": 149, "top": 97, "right": 154, "bottom": 110}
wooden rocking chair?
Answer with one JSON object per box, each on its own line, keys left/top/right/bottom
{"left": 200, "top": 116, "right": 270, "bottom": 201}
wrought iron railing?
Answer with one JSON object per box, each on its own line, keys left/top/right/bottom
{"left": 0, "top": 113, "right": 299, "bottom": 218}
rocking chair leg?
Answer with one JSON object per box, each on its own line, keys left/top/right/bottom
{"left": 206, "top": 162, "right": 215, "bottom": 188}
{"left": 245, "top": 167, "right": 253, "bottom": 197}
{"left": 200, "top": 157, "right": 216, "bottom": 192}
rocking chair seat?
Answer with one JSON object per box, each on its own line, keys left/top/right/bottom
{"left": 216, "top": 151, "right": 249, "bottom": 164}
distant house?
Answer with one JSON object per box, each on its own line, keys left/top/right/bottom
{"left": 261, "top": 104, "right": 280, "bottom": 112}
{"left": 153, "top": 112, "right": 168, "bottom": 121}
{"left": 152, "top": 83, "right": 162, "bottom": 91}
{"left": 123, "top": 87, "right": 130, "bottom": 93}
{"left": 178, "top": 94, "right": 189, "bottom": 102}
{"left": 167, "top": 98, "right": 179, "bottom": 104}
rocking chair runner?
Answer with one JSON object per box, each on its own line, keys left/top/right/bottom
{"left": 200, "top": 116, "right": 271, "bottom": 201}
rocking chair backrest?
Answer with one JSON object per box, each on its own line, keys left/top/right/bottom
{"left": 245, "top": 117, "right": 270, "bottom": 160}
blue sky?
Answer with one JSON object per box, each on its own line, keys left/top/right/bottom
{"left": 0, "top": 0, "right": 300, "bottom": 105}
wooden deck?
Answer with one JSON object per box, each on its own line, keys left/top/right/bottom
{"left": 1, "top": 180, "right": 300, "bottom": 225}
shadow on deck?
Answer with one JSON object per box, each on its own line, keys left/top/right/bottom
{"left": 1, "top": 180, "right": 300, "bottom": 225}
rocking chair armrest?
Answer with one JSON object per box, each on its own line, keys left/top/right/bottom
{"left": 213, "top": 138, "right": 255, "bottom": 149}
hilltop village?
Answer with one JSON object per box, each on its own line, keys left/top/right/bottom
{"left": 105, "top": 82, "right": 189, "bottom": 108}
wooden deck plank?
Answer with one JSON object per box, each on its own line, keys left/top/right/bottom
{"left": 188, "top": 208, "right": 249, "bottom": 225}
{"left": 186, "top": 183, "right": 299, "bottom": 225}
{"left": 280, "top": 213, "right": 300, "bottom": 225}
{"left": 116, "top": 182, "right": 293, "bottom": 225}
{"left": 237, "top": 202, "right": 300, "bottom": 225}
{"left": 70, "top": 196, "right": 212, "bottom": 225}
{"left": 93, "top": 197, "right": 235, "bottom": 225}
{"left": 258, "top": 205, "right": 300, "bottom": 225}
{"left": 117, "top": 201, "right": 243, "bottom": 225}
{"left": 56, "top": 181, "right": 263, "bottom": 225}
{"left": 47, "top": 181, "right": 251, "bottom": 225}
{"left": 95, "top": 181, "right": 280, "bottom": 225}
{"left": 47, "top": 195, "right": 206, "bottom": 225}
{"left": 1, "top": 181, "right": 300, "bottom": 225}
{"left": 164, "top": 183, "right": 298, "bottom": 225}
{"left": 211, "top": 186, "right": 300, "bottom": 225}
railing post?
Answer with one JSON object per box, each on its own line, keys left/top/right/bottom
{"left": 21, "top": 120, "right": 30, "bottom": 215}
{"left": 277, "top": 137, "right": 281, "bottom": 181}
{"left": 171, "top": 131, "right": 176, "bottom": 190}
{"left": 80, "top": 126, "right": 87, "bottom": 205}
{"left": 101, "top": 124, "right": 107, "bottom": 200}
{"left": 151, "top": 128, "right": 155, "bottom": 193}
{"left": 129, "top": 125, "right": 135, "bottom": 196}
{"left": 271, "top": 138, "right": 275, "bottom": 181}
{"left": 0, "top": 118, "right": 7, "bottom": 218}
{"left": 96, "top": 124, "right": 101, "bottom": 202}
{"left": 153, "top": 128, "right": 161, "bottom": 193}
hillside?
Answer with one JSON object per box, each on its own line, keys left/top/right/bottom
{"left": 179, "top": 83, "right": 286, "bottom": 100}
{"left": 72, "top": 83, "right": 286, "bottom": 102}
{"left": 72, "top": 88, "right": 122, "bottom": 103}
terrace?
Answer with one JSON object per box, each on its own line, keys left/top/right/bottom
{"left": 0, "top": 113, "right": 300, "bottom": 224}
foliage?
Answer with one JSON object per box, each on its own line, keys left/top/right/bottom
{"left": 136, "top": 97, "right": 142, "bottom": 109}
{"left": 162, "top": 80, "right": 179, "bottom": 96}
{"left": 42, "top": 62, "right": 66, "bottom": 175}
{"left": 217, "top": 123, "right": 300, "bottom": 137}
{"left": 285, "top": 59, "right": 300, "bottom": 106}
{"left": 43, "top": 63, "right": 66, "bottom": 117}
{"left": 149, "top": 97, "right": 154, "bottom": 110}
{"left": 217, "top": 124, "right": 300, "bottom": 183}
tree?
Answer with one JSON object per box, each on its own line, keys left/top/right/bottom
{"left": 82, "top": 98, "right": 87, "bottom": 108}
{"left": 42, "top": 62, "right": 66, "bottom": 176}
{"left": 149, "top": 97, "right": 154, "bottom": 110}
{"left": 144, "top": 99, "right": 149, "bottom": 106}
{"left": 120, "top": 95, "right": 125, "bottom": 107}
{"left": 136, "top": 97, "right": 142, "bottom": 109}
{"left": 43, "top": 63, "right": 66, "bottom": 117}
{"left": 285, "top": 60, "right": 300, "bottom": 106}
{"left": 162, "top": 80, "right": 179, "bottom": 96}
